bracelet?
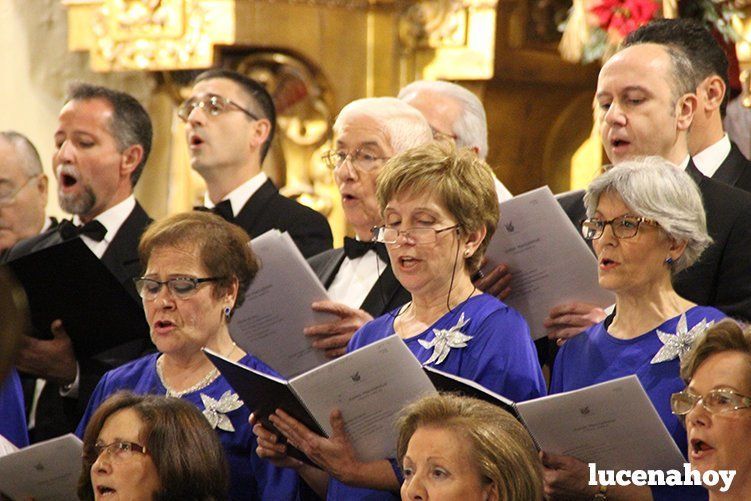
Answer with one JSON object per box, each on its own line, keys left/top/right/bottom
{"left": 593, "top": 484, "right": 608, "bottom": 500}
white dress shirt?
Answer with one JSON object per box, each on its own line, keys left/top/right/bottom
{"left": 72, "top": 195, "right": 136, "bottom": 259}
{"left": 327, "top": 250, "right": 387, "bottom": 309}
{"left": 692, "top": 134, "right": 731, "bottom": 179}
{"left": 203, "top": 172, "right": 268, "bottom": 217}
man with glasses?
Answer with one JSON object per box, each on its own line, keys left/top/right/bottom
{"left": 180, "top": 68, "right": 332, "bottom": 258}
{"left": 3, "top": 83, "right": 154, "bottom": 441}
{"left": 546, "top": 37, "right": 751, "bottom": 343}
{"left": 0, "top": 131, "right": 52, "bottom": 254}
{"left": 398, "top": 79, "right": 513, "bottom": 202}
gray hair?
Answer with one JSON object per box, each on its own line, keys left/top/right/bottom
{"left": 583, "top": 156, "right": 711, "bottom": 273}
{"left": 0, "top": 131, "right": 43, "bottom": 177}
{"left": 333, "top": 97, "right": 432, "bottom": 154}
{"left": 398, "top": 80, "right": 489, "bottom": 160}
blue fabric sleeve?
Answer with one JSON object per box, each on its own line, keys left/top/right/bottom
{"left": 0, "top": 370, "right": 29, "bottom": 448}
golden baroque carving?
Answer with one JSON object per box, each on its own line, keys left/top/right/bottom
{"left": 399, "top": 0, "right": 496, "bottom": 49}
{"left": 91, "top": 0, "right": 219, "bottom": 70}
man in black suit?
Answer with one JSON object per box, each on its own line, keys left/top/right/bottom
{"left": 0, "top": 131, "right": 53, "bottom": 254}
{"left": 3, "top": 83, "right": 153, "bottom": 440}
{"left": 547, "top": 40, "right": 751, "bottom": 343}
{"left": 303, "top": 98, "right": 431, "bottom": 357}
{"left": 623, "top": 19, "right": 751, "bottom": 192}
{"left": 181, "top": 69, "right": 332, "bottom": 258}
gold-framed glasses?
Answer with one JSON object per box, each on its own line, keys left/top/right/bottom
{"left": 581, "top": 215, "right": 659, "bottom": 240}
{"left": 87, "top": 441, "right": 148, "bottom": 462}
{"left": 133, "top": 276, "right": 226, "bottom": 301}
{"left": 321, "top": 149, "right": 389, "bottom": 172}
{"left": 371, "top": 224, "right": 460, "bottom": 245}
{"left": 671, "top": 388, "right": 751, "bottom": 416}
{"left": 177, "top": 94, "right": 259, "bottom": 122}
{"left": 0, "top": 175, "right": 38, "bottom": 207}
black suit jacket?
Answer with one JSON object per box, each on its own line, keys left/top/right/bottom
{"left": 713, "top": 141, "right": 751, "bottom": 193}
{"left": 233, "top": 179, "right": 333, "bottom": 258}
{"left": 557, "top": 163, "right": 751, "bottom": 322}
{"left": 3, "top": 202, "right": 153, "bottom": 440}
{"left": 308, "top": 248, "right": 411, "bottom": 318}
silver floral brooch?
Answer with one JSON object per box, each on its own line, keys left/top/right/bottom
{"left": 201, "top": 390, "right": 243, "bottom": 432}
{"left": 419, "top": 313, "right": 472, "bottom": 365}
{"left": 650, "top": 313, "right": 715, "bottom": 364}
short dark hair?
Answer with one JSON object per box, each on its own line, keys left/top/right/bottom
{"left": 67, "top": 83, "right": 153, "bottom": 186}
{"left": 194, "top": 68, "right": 276, "bottom": 162}
{"left": 78, "top": 391, "right": 229, "bottom": 501}
{"left": 138, "top": 211, "right": 259, "bottom": 312}
{"left": 623, "top": 19, "right": 730, "bottom": 115}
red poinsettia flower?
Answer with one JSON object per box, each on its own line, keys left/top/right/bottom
{"left": 590, "top": 0, "right": 660, "bottom": 37}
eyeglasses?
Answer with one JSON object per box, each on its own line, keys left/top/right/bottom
{"left": 371, "top": 224, "right": 460, "bottom": 245}
{"left": 581, "top": 215, "right": 659, "bottom": 240}
{"left": 321, "top": 149, "right": 389, "bottom": 172}
{"left": 133, "top": 276, "right": 226, "bottom": 300}
{"left": 430, "top": 126, "right": 458, "bottom": 143}
{"left": 671, "top": 388, "right": 751, "bottom": 416}
{"left": 177, "top": 94, "right": 260, "bottom": 122}
{"left": 87, "top": 441, "right": 148, "bottom": 462}
{"left": 0, "top": 175, "right": 38, "bottom": 207}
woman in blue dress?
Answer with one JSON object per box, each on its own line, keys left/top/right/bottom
{"left": 0, "top": 369, "right": 29, "bottom": 449}
{"left": 77, "top": 211, "right": 300, "bottom": 500}
{"left": 547, "top": 157, "right": 725, "bottom": 501}
{"left": 253, "top": 142, "right": 546, "bottom": 500}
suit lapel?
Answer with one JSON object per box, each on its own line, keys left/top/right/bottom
{"left": 318, "top": 249, "right": 346, "bottom": 288}
{"left": 101, "top": 203, "right": 152, "bottom": 301}
{"left": 686, "top": 159, "right": 707, "bottom": 187}
{"left": 713, "top": 142, "right": 748, "bottom": 187}
{"left": 233, "top": 179, "right": 278, "bottom": 237}
{"left": 360, "top": 264, "right": 403, "bottom": 317}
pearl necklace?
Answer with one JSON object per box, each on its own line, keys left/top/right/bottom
{"left": 157, "top": 342, "right": 237, "bottom": 398}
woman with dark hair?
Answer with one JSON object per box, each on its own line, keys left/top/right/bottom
{"left": 79, "top": 391, "right": 228, "bottom": 500}
{"left": 77, "top": 211, "right": 299, "bottom": 500}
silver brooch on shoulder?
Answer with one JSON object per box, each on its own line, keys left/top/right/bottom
{"left": 650, "top": 313, "right": 715, "bottom": 364}
{"left": 201, "top": 390, "right": 244, "bottom": 432}
{"left": 419, "top": 313, "right": 472, "bottom": 365}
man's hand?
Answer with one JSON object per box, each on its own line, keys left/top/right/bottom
{"left": 270, "top": 408, "right": 360, "bottom": 484}
{"left": 474, "top": 260, "right": 512, "bottom": 301}
{"left": 544, "top": 302, "right": 607, "bottom": 345}
{"left": 541, "top": 451, "right": 597, "bottom": 499}
{"left": 15, "top": 319, "right": 77, "bottom": 385}
{"left": 304, "top": 301, "right": 373, "bottom": 359}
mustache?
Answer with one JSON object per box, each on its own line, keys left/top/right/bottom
{"left": 56, "top": 163, "right": 81, "bottom": 180}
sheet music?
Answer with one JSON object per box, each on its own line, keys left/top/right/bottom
{"left": 230, "top": 230, "right": 332, "bottom": 378}
{"left": 0, "top": 434, "right": 82, "bottom": 501}
{"left": 483, "top": 186, "right": 614, "bottom": 339}
{"left": 516, "top": 376, "right": 685, "bottom": 471}
{"left": 290, "top": 336, "right": 437, "bottom": 462}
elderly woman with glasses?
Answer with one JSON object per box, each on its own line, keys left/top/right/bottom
{"left": 671, "top": 319, "right": 751, "bottom": 500}
{"left": 76, "top": 211, "right": 300, "bottom": 500}
{"left": 544, "top": 157, "right": 726, "bottom": 500}
{"left": 79, "top": 391, "right": 229, "bottom": 500}
{"left": 252, "top": 142, "right": 545, "bottom": 500}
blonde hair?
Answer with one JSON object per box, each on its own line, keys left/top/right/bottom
{"left": 375, "top": 142, "right": 499, "bottom": 272}
{"left": 397, "top": 394, "right": 543, "bottom": 501}
{"left": 681, "top": 319, "right": 751, "bottom": 385}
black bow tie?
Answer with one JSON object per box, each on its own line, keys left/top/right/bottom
{"left": 58, "top": 219, "right": 108, "bottom": 242}
{"left": 194, "top": 200, "right": 233, "bottom": 222}
{"left": 343, "top": 237, "right": 389, "bottom": 261}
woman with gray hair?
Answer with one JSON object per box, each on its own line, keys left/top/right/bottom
{"left": 543, "top": 156, "right": 726, "bottom": 500}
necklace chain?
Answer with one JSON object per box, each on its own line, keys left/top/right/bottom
{"left": 157, "top": 342, "right": 237, "bottom": 398}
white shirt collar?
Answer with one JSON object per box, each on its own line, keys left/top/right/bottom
{"left": 73, "top": 195, "right": 136, "bottom": 246}
{"left": 203, "top": 172, "right": 268, "bottom": 217}
{"left": 678, "top": 155, "right": 691, "bottom": 170}
{"left": 692, "top": 134, "right": 731, "bottom": 179}
{"left": 40, "top": 217, "right": 55, "bottom": 233}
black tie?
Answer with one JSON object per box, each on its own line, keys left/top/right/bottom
{"left": 343, "top": 237, "right": 389, "bottom": 261}
{"left": 194, "top": 200, "right": 233, "bottom": 222}
{"left": 58, "top": 219, "right": 108, "bottom": 242}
